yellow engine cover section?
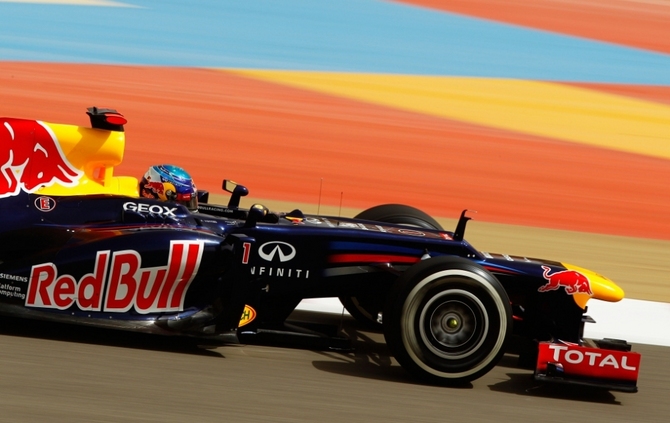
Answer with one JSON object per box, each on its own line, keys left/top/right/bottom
{"left": 35, "top": 122, "right": 138, "bottom": 197}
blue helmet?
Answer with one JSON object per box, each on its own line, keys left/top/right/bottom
{"left": 139, "top": 164, "right": 198, "bottom": 210}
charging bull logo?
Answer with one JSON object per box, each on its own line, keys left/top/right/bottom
{"left": 538, "top": 265, "right": 592, "bottom": 295}
{"left": 0, "top": 119, "right": 83, "bottom": 198}
{"left": 25, "top": 240, "right": 204, "bottom": 314}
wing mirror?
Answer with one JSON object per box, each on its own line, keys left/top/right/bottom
{"left": 244, "top": 204, "right": 269, "bottom": 228}
{"left": 223, "top": 180, "right": 249, "bottom": 208}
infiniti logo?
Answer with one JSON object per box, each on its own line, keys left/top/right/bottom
{"left": 258, "top": 241, "right": 296, "bottom": 262}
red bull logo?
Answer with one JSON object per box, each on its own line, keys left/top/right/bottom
{"left": 143, "top": 181, "right": 166, "bottom": 196}
{"left": 538, "top": 265, "right": 592, "bottom": 295}
{"left": 141, "top": 180, "right": 176, "bottom": 202}
{"left": 0, "top": 119, "right": 82, "bottom": 198}
{"left": 25, "top": 240, "right": 204, "bottom": 314}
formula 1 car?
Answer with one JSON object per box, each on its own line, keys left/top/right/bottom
{"left": 0, "top": 108, "right": 640, "bottom": 392}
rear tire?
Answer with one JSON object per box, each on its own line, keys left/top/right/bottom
{"left": 383, "top": 256, "right": 511, "bottom": 385}
{"left": 339, "top": 204, "right": 443, "bottom": 330}
{"left": 353, "top": 204, "right": 443, "bottom": 231}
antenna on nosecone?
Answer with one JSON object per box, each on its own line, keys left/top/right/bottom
{"left": 317, "top": 178, "right": 323, "bottom": 215}
{"left": 339, "top": 192, "right": 343, "bottom": 217}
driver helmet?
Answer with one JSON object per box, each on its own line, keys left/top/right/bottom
{"left": 139, "top": 164, "right": 198, "bottom": 210}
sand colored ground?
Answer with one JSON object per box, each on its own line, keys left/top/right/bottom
{"left": 0, "top": 61, "right": 668, "bottom": 301}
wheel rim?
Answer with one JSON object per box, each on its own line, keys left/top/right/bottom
{"left": 419, "top": 289, "right": 488, "bottom": 360}
{"left": 399, "top": 269, "right": 508, "bottom": 379}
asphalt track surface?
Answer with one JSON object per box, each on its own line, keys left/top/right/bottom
{"left": 0, "top": 313, "right": 668, "bottom": 423}
{"left": 1, "top": 1, "right": 669, "bottom": 421}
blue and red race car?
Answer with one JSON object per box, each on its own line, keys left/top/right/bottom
{"left": 0, "top": 107, "right": 640, "bottom": 391}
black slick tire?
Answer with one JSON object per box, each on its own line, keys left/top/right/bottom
{"left": 383, "top": 256, "right": 512, "bottom": 385}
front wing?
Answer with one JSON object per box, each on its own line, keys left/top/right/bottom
{"left": 535, "top": 339, "right": 641, "bottom": 392}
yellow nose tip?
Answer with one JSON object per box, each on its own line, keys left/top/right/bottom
{"left": 562, "top": 263, "right": 624, "bottom": 309}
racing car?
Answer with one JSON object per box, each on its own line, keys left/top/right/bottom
{"left": 0, "top": 107, "right": 640, "bottom": 392}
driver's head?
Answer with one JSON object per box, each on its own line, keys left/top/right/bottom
{"left": 139, "top": 164, "right": 198, "bottom": 210}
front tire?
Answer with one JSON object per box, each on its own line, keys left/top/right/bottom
{"left": 339, "top": 204, "right": 444, "bottom": 329}
{"left": 383, "top": 256, "right": 511, "bottom": 385}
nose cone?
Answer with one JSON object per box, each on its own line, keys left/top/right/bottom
{"left": 563, "top": 263, "right": 625, "bottom": 309}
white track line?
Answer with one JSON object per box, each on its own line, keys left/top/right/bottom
{"left": 583, "top": 298, "right": 670, "bottom": 347}
{"left": 296, "top": 297, "right": 670, "bottom": 347}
